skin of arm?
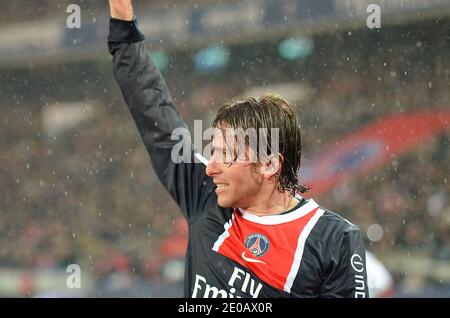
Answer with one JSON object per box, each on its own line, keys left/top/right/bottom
{"left": 109, "top": 0, "right": 134, "bottom": 21}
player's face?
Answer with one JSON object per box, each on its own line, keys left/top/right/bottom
{"left": 205, "top": 126, "right": 263, "bottom": 208}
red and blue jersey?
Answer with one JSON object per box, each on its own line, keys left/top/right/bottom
{"left": 213, "top": 199, "right": 322, "bottom": 293}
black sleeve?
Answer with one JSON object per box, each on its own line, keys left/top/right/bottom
{"left": 107, "top": 17, "right": 210, "bottom": 222}
{"left": 320, "top": 226, "right": 369, "bottom": 298}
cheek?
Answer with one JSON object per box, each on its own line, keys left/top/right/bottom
{"left": 228, "top": 165, "right": 260, "bottom": 190}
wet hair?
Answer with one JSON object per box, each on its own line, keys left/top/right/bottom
{"left": 213, "top": 94, "right": 310, "bottom": 194}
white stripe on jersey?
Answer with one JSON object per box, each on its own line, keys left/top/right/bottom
{"left": 212, "top": 214, "right": 235, "bottom": 252}
{"left": 284, "top": 208, "right": 325, "bottom": 293}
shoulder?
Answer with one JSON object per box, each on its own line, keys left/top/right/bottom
{"left": 307, "top": 207, "right": 362, "bottom": 254}
{"left": 315, "top": 208, "right": 360, "bottom": 235}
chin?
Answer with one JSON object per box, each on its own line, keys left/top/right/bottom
{"left": 217, "top": 196, "right": 234, "bottom": 208}
{"left": 217, "top": 199, "right": 231, "bottom": 208}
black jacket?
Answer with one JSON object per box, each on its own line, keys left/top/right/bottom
{"left": 108, "top": 17, "right": 369, "bottom": 298}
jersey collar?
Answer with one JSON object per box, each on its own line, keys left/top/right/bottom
{"left": 237, "top": 196, "right": 319, "bottom": 225}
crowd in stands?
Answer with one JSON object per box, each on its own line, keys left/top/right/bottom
{"left": 1, "top": 0, "right": 212, "bottom": 24}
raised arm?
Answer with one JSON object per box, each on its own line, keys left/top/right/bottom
{"left": 107, "top": 0, "right": 211, "bottom": 221}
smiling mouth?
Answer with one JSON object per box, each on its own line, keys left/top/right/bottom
{"left": 215, "top": 184, "right": 229, "bottom": 192}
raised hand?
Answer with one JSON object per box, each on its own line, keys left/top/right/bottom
{"left": 108, "top": 0, "right": 133, "bottom": 21}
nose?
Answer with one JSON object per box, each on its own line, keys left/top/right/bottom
{"left": 206, "top": 160, "right": 219, "bottom": 177}
{"left": 206, "top": 155, "right": 222, "bottom": 177}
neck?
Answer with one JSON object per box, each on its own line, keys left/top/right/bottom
{"left": 241, "top": 186, "right": 298, "bottom": 217}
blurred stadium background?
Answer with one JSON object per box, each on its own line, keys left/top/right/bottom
{"left": 1, "top": 0, "right": 450, "bottom": 297}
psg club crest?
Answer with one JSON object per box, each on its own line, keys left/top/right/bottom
{"left": 245, "top": 233, "right": 270, "bottom": 257}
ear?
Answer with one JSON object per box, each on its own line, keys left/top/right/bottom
{"left": 258, "top": 154, "right": 282, "bottom": 178}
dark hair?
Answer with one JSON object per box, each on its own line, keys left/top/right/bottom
{"left": 213, "top": 94, "right": 310, "bottom": 194}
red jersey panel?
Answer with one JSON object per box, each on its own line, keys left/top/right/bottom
{"left": 212, "top": 198, "right": 323, "bottom": 293}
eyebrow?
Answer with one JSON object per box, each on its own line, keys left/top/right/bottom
{"left": 211, "top": 146, "right": 226, "bottom": 153}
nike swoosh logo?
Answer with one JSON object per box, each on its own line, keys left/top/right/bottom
{"left": 241, "top": 251, "right": 266, "bottom": 264}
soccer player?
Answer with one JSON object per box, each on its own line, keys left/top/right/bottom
{"left": 108, "top": 0, "right": 369, "bottom": 298}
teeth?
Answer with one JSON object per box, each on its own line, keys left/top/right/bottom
{"left": 216, "top": 184, "right": 228, "bottom": 189}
